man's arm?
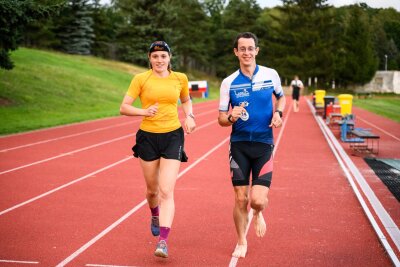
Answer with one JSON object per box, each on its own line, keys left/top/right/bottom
{"left": 275, "top": 95, "right": 286, "bottom": 113}
{"left": 218, "top": 103, "right": 246, "bottom": 127}
{"left": 269, "top": 95, "right": 286, "bottom": 128}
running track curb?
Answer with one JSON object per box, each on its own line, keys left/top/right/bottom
{"left": 307, "top": 100, "right": 400, "bottom": 266}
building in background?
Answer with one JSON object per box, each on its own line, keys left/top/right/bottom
{"left": 359, "top": 71, "right": 400, "bottom": 94}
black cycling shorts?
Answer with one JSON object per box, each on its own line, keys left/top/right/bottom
{"left": 229, "top": 141, "right": 274, "bottom": 187}
{"left": 132, "top": 127, "right": 188, "bottom": 162}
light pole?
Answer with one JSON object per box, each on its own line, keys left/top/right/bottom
{"left": 385, "top": 54, "right": 388, "bottom": 71}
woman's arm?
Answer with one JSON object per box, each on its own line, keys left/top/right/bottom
{"left": 120, "top": 94, "right": 158, "bottom": 117}
{"left": 180, "top": 97, "right": 196, "bottom": 133}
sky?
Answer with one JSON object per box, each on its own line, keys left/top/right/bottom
{"left": 258, "top": 0, "right": 400, "bottom": 11}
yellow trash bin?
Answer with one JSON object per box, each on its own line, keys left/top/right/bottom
{"left": 314, "top": 90, "right": 326, "bottom": 107}
{"left": 337, "top": 94, "right": 353, "bottom": 115}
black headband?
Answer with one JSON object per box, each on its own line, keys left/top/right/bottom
{"left": 149, "top": 41, "right": 171, "bottom": 54}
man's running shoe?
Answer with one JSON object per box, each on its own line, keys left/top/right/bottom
{"left": 154, "top": 240, "right": 168, "bottom": 258}
{"left": 151, "top": 216, "right": 160, "bottom": 236}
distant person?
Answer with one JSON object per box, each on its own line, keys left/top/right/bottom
{"left": 290, "top": 75, "right": 304, "bottom": 112}
{"left": 120, "top": 41, "right": 196, "bottom": 258}
{"left": 218, "top": 32, "right": 286, "bottom": 258}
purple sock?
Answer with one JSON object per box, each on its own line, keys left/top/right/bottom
{"left": 150, "top": 206, "right": 159, "bottom": 217}
{"left": 159, "top": 226, "right": 170, "bottom": 241}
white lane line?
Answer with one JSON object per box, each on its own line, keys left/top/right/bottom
{"left": 0, "top": 101, "right": 215, "bottom": 139}
{"left": 357, "top": 116, "right": 400, "bottom": 142}
{"left": 0, "top": 110, "right": 217, "bottom": 175}
{"left": 0, "top": 157, "right": 132, "bottom": 216}
{"left": 0, "top": 134, "right": 134, "bottom": 175}
{"left": 0, "top": 102, "right": 215, "bottom": 152}
{"left": 228, "top": 104, "right": 292, "bottom": 267}
{"left": 86, "top": 264, "right": 139, "bottom": 267}
{"left": 308, "top": 100, "right": 400, "bottom": 266}
{"left": 55, "top": 136, "right": 230, "bottom": 267}
{"left": 0, "top": 120, "right": 216, "bottom": 216}
{"left": 0, "top": 116, "right": 127, "bottom": 138}
{"left": 0, "top": 259, "right": 39, "bottom": 264}
{"left": 0, "top": 121, "right": 134, "bottom": 153}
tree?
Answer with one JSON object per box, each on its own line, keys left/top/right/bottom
{"left": 213, "top": 0, "right": 262, "bottom": 77}
{"left": 202, "top": 0, "right": 225, "bottom": 75}
{"left": 114, "top": 0, "right": 176, "bottom": 66}
{"left": 336, "top": 5, "right": 378, "bottom": 85}
{"left": 90, "top": 1, "right": 122, "bottom": 59}
{"left": 267, "top": 0, "right": 335, "bottom": 87}
{"left": 0, "top": 0, "right": 59, "bottom": 69}
{"left": 167, "top": 0, "right": 211, "bottom": 71}
{"left": 56, "top": 0, "right": 95, "bottom": 55}
{"left": 375, "top": 8, "right": 400, "bottom": 70}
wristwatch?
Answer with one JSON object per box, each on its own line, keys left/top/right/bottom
{"left": 227, "top": 114, "right": 235, "bottom": 123}
{"left": 275, "top": 110, "right": 283, "bottom": 118}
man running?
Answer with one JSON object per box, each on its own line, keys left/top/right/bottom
{"left": 218, "top": 32, "right": 286, "bottom": 258}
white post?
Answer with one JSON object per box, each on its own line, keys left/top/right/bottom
{"left": 385, "top": 54, "right": 388, "bottom": 71}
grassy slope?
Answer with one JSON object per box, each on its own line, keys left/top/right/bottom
{"left": 0, "top": 48, "right": 219, "bottom": 135}
{"left": 0, "top": 48, "right": 146, "bottom": 134}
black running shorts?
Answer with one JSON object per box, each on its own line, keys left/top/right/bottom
{"left": 292, "top": 87, "right": 300, "bottom": 101}
{"left": 132, "top": 127, "right": 188, "bottom": 162}
{"left": 229, "top": 141, "right": 274, "bottom": 187}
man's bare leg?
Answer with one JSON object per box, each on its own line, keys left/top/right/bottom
{"left": 253, "top": 209, "right": 266, "bottom": 237}
{"left": 293, "top": 100, "right": 299, "bottom": 112}
{"left": 232, "top": 186, "right": 249, "bottom": 258}
{"left": 251, "top": 185, "right": 269, "bottom": 238}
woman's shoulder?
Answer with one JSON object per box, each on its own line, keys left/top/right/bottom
{"left": 171, "top": 71, "right": 188, "bottom": 79}
{"left": 170, "top": 71, "right": 188, "bottom": 83}
{"left": 134, "top": 69, "right": 152, "bottom": 79}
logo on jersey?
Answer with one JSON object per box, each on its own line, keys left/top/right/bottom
{"left": 239, "top": 101, "right": 249, "bottom": 121}
{"left": 252, "top": 80, "right": 273, "bottom": 91}
{"left": 234, "top": 88, "right": 250, "bottom": 98}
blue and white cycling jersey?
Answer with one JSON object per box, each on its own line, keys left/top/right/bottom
{"left": 219, "top": 65, "right": 284, "bottom": 144}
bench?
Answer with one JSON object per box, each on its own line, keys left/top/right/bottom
{"left": 356, "top": 92, "right": 373, "bottom": 99}
{"left": 328, "top": 113, "right": 343, "bottom": 129}
{"left": 349, "top": 128, "right": 380, "bottom": 154}
{"left": 340, "top": 120, "right": 362, "bottom": 143}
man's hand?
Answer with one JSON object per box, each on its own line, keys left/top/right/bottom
{"left": 269, "top": 112, "right": 283, "bottom": 128}
{"left": 231, "top": 102, "right": 247, "bottom": 122}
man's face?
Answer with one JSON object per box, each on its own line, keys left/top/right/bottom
{"left": 234, "top": 38, "right": 259, "bottom": 67}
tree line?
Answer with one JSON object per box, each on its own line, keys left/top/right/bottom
{"left": 1, "top": 0, "right": 400, "bottom": 88}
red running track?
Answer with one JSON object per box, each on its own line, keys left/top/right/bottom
{"left": 0, "top": 99, "right": 397, "bottom": 266}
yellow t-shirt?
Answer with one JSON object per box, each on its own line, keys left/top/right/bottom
{"left": 126, "top": 70, "right": 189, "bottom": 133}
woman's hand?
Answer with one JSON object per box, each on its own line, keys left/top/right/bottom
{"left": 144, "top": 103, "right": 158, "bottom": 117}
{"left": 184, "top": 116, "right": 196, "bottom": 134}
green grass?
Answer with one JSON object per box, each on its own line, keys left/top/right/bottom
{"left": 0, "top": 48, "right": 220, "bottom": 135}
{"left": 353, "top": 94, "right": 400, "bottom": 122}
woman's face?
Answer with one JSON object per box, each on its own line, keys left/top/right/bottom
{"left": 149, "top": 51, "right": 170, "bottom": 73}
